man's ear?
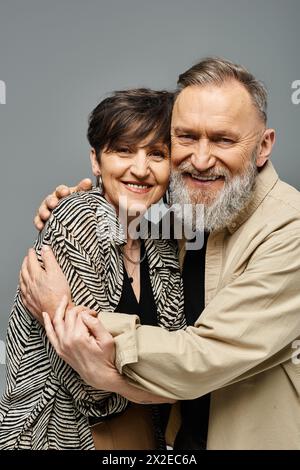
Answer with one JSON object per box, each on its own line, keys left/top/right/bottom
{"left": 90, "top": 149, "right": 101, "bottom": 176}
{"left": 256, "top": 128, "right": 276, "bottom": 168}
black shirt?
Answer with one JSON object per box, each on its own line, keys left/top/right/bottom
{"left": 116, "top": 242, "right": 170, "bottom": 448}
{"left": 174, "top": 232, "right": 210, "bottom": 450}
{"left": 116, "top": 241, "right": 157, "bottom": 325}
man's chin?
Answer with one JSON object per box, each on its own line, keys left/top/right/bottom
{"left": 188, "top": 190, "right": 221, "bottom": 208}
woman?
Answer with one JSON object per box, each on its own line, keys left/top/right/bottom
{"left": 0, "top": 88, "right": 185, "bottom": 450}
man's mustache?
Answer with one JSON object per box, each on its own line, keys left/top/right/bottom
{"left": 174, "top": 162, "right": 231, "bottom": 180}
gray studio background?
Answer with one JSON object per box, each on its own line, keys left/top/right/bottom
{"left": 0, "top": 0, "right": 299, "bottom": 394}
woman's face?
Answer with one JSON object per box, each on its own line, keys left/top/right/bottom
{"left": 90, "top": 136, "right": 170, "bottom": 215}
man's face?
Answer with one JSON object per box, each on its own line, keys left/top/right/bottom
{"left": 170, "top": 80, "right": 265, "bottom": 207}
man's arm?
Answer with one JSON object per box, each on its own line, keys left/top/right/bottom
{"left": 100, "top": 230, "right": 300, "bottom": 400}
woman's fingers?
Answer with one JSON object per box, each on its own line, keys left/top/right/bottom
{"left": 20, "top": 256, "right": 29, "bottom": 283}
{"left": 27, "top": 248, "right": 42, "bottom": 277}
{"left": 81, "top": 313, "right": 114, "bottom": 352}
{"left": 51, "top": 295, "right": 69, "bottom": 339}
{"left": 43, "top": 311, "right": 60, "bottom": 353}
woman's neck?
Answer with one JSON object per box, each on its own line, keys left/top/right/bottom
{"left": 125, "top": 237, "right": 140, "bottom": 250}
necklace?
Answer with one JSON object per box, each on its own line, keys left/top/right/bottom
{"left": 120, "top": 244, "right": 147, "bottom": 283}
{"left": 126, "top": 263, "right": 138, "bottom": 284}
{"left": 121, "top": 247, "right": 147, "bottom": 265}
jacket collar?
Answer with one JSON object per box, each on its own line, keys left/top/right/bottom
{"left": 226, "top": 161, "right": 279, "bottom": 234}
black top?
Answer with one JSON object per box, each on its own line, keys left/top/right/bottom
{"left": 89, "top": 242, "right": 163, "bottom": 434}
{"left": 116, "top": 241, "right": 170, "bottom": 448}
{"left": 116, "top": 241, "right": 157, "bottom": 326}
{"left": 174, "top": 232, "right": 210, "bottom": 450}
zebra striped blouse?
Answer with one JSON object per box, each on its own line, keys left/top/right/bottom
{"left": 0, "top": 189, "right": 185, "bottom": 449}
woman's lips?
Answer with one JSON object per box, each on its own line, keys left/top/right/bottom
{"left": 122, "top": 181, "right": 153, "bottom": 194}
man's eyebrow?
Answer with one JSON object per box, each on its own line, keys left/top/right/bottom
{"left": 210, "top": 129, "right": 238, "bottom": 136}
{"left": 172, "top": 127, "right": 198, "bottom": 135}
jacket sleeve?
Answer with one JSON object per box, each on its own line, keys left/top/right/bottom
{"left": 1, "top": 211, "right": 127, "bottom": 427}
{"left": 35, "top": 213, "right": 128, "bottom": 413}
{"left": 100, "top": 230, "right": 300, "bottom": 400}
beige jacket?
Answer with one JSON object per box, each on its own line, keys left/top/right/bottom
{"left": 101, "top": 161, "right": 300, "bottom": 449}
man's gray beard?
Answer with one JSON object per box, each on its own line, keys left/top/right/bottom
{"left": 169, "top": 157, "right": 258, "bottom": 233}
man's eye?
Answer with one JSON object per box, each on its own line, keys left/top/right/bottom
{"left": 218, "top": 137, "right": 234, "bottom": 145}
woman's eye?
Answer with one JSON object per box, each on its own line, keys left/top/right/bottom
{"left": 149, "top": 150, "right": 166, "bottom": 159}
{"left": 116, "top": 147, "right": 131, "bottom": 155}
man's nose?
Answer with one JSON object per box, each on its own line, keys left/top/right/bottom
{"left": 190, "top": 139, "right": 216, "bottom": 172}
{"left": 130, "top": 150, "right": 151, "bottom": 178}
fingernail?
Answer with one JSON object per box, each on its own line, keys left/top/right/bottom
{"left": 42, "top": 245, "right": 50, "bottom": 252}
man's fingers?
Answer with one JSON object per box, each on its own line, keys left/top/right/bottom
{"left": 43, "top": 312, "right": 60, "bottom": 352}
{"left": 38, "top": 202, "right": 51, "bottom": 222}
{"left": 34, "top": 215, "right": 44, "bottom": 231}
{"left": 45, "top": 194, "right": 59, "bottom": 210}
{"left": 55, "top": 185, "right": 71, "bottom": 199}
{"left": 54, "top": 179, "right": 92, "bottom": 199}
{"left": 77, "top": 178, "right": 93, "bottom": 191}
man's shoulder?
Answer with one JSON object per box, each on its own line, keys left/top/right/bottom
{"left": 268, "top": 178, "right": 300, "bottom": 219}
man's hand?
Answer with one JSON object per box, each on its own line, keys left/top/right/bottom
{"left": 20, "top": 246, "right": 72, "bottom": 323}
{"left": 34, "top": 178, "right": 92, "bottom": 230}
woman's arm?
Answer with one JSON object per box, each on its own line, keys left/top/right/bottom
{"left": 20, "top": 234, "right": 174, "bottom": 405}
{"left": 43, "top": 297, "right": 175, "bottom": 405}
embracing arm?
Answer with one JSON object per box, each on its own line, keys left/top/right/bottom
{"left": 99, "top": 230, "right": 300, "bottom": 400}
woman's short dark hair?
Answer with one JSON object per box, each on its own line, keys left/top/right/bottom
{"left": 87, "top": 88, "right": 174, "bottom": 160}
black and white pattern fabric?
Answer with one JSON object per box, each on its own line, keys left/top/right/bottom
{"left": 0, "top": 189, "right": 185, "bottom": 449}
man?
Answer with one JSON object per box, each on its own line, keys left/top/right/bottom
{"left": 23, "top": 58, "right": 300, "bottom": 449}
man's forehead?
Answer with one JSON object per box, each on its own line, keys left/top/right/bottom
{"left": 172, "top": 81, "right": 255, "bottom": 126}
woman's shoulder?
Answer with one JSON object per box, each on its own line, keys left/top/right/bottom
{"left": 47, "top": 187, "right": 106, "bottom": 230}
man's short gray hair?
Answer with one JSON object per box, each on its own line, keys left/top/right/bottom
{"left": 177, "top": 57, "right": 267, "bottom": 123}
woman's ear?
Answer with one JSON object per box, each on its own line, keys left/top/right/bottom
{"left": 256, "top": 128, "right": 276, "bottom": 168}
{"left": 90, "top": 149, "right": 101, "bottom": 176}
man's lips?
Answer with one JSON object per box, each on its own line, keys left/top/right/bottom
{"left": 184, "top": 173, "right": 225, "bottom": 186}
{"left": 122, "top": 181, "right": 153, "bottom": 194}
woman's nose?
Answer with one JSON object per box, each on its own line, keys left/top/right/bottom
{"left": 130, "top": 150, "right": 150, "bottom": 178}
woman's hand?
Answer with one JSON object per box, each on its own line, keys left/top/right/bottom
{"left": 43, "top": 296, "right": 118, "bottom": 390}
{"left": 43, "top": 297, "right": 175, "bottom": 404}
{"left": 20, "top": 246, "right": 72, "bottom": 323}
{"left": 34, "top": 179, "right": 92, "bottom": 230}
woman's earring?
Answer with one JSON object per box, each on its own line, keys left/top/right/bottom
{"left": 163, "top": 186, "right": 171, "bottom": 206}
{"left": 96, "top": 175, "right": 103, "bottom": 194}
